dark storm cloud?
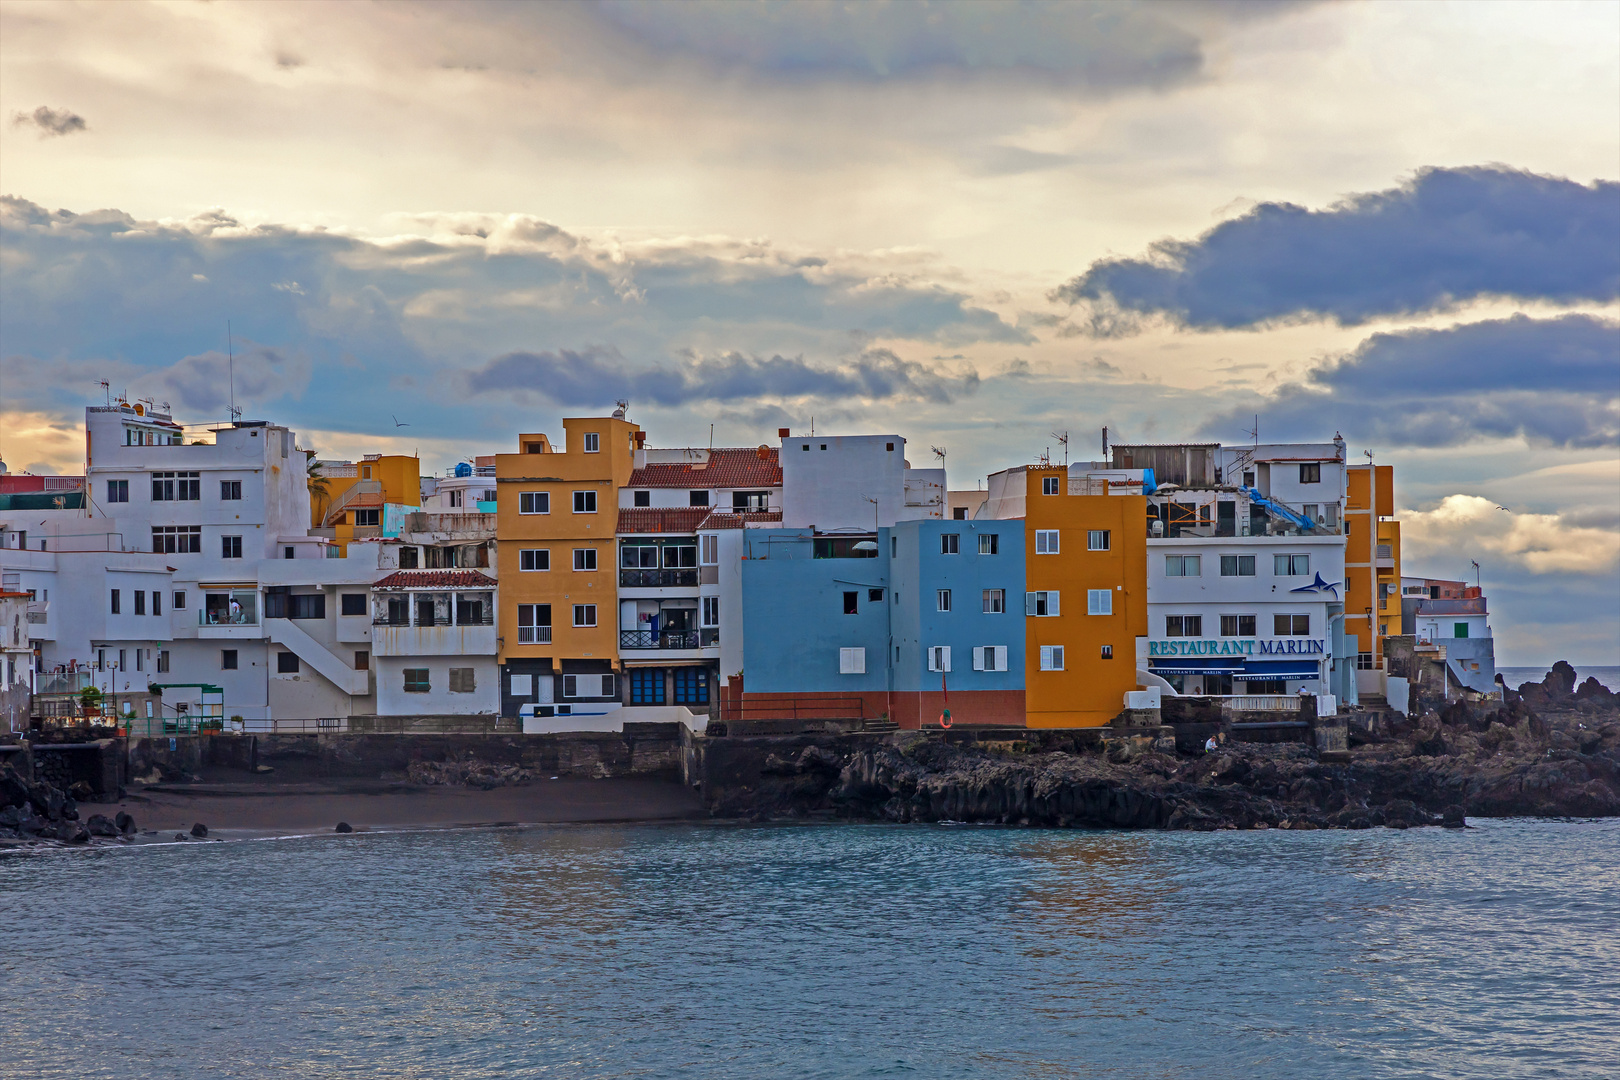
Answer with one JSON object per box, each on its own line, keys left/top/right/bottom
{"left": 11, "top": 106, "right": 87, "bottom": 137}
{"left": 467, "top": 346, "right": 977, "bottom": 408}
{"left": 1207, "top": 314, "right": 1620, "bottom": 448}
{"left": 1055, "top": 167, "right": 1620, "bottom": 330}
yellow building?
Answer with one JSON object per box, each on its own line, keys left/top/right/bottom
{"left": 495, "top": 416, "right": 641, "bottom": 713}
{"left": 311, "top": 454, "right": 421, "bottom": 555}
{"left": 1345, "top": 464, "right": 1401, "bottom": 696}
{"left": 1022, "top": 467, "right": 1149, "bottom": 727}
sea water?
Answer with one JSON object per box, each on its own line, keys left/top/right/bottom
{"left": 2, "top": 820, "right": 1617, "bottom": 1079}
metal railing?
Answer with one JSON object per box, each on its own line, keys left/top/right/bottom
{"left": 1221, "top": 695, "right": 1303, "bottom": 712}
{"left": 517, "top": 627, "right": 552, "bottom": 644}
{"left": 372, "top": 612, "right": 494, "bottom": 627}
{"left": 621, "top": 630, "right": 716, "bottom": 650}
{"left": 200, "top": 610, "right": 258, "bottom": 626}
{"left": 619, "top": 568, "right": 699, "bottom": 587}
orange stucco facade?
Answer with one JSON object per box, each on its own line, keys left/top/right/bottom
{"left": 1022, "top": 467, "right": 1148, "bottom": 727}
{"left": 1345, "top": 464, "right": 1399, "bottom": 681}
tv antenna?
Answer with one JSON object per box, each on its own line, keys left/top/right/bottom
{"left": 1246, "top": 415, "right": 1259, "bottom": 447}
{"left": 1471, "top": 559, "right": 1481, "bottom": 588}
{"left": 226, "top": 321, "right": 241, "bottom": 423}
{"left": 100, "top": 380, "right": 111, "bottom": 406}
{"left": 930, "top": 445, "right": 946, "bottom": 467}
{"left": 1050, "top": 431, "right": 1069, "bottom": 467}
{"left": 1363, "top": 449, "right": 1376, "bottom": 464}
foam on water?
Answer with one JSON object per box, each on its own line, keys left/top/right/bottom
{"left": 3, "top": 819, "right": 1617, "bottom": 1079}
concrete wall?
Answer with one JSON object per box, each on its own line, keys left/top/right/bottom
{"left": 375, "top": 655, "right": 499, "bottom": 716}
{"left": 780, "top": 434, "right": 910, "bottom": 530}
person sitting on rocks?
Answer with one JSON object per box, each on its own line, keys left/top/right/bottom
{"left": 1205, "top": 736, "right": 1218, "bottom": 753}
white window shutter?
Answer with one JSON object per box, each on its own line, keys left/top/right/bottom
{"left": 1025, "top": 592, "right": 1037, "bottom": 615}
{"left": 972, "top": 646, "right": 985, "bottom": 671}
{"left": 1048, "top": 591, "right": 1059, "bottom": 616}
{"left": 940, "top": 646, "right": 951, "bottom": 673}
{"left": 994, "top": 646, "right": 1007, "bottom": 672}
{"left": 840, "top": 647, "right": 866, "bottom": 674}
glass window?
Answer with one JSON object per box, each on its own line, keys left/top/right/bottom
{"left": 673, "top": 668, "right": 708, "bottom": 704}
{"left": 520, "top": 549, "right": 550, "bottom": 571}
{"left": 222, "top": 649, "right": 238, "bottom": 670}
{"left": 573, "top": 490, "right": 597, "bottom": 513}
{"left": 403, "top": 668, "right": 430, "bottom": 692}
{"left": 518, "top": 604, "right": 552, "bottom": 643}
{"left": 1087, "top": 530, "right": 1110, "bottom": 551}
{"left": 1042, "top": 477, "right": 1060, "bottom": 495}
{"left": 701, "top": 535, "right": 719, "bottom": 564}
{"left": 1167, "top": 615, "right": 1202, "bottom": 637}
{"left": 173, "top": 591, "right": 186, "bottom": 609}
{"left": 622, "top": 544, "right": 658, "bottom": 569}
{"left": 1035, "top": 530, "right": 1059, "bottom": 554}
{"left": 1165, "top": 555, "right": 1201, "bottom": 577}
{"left": 222, "top": 535, "right": 243, "bottom": 558}
{"left": 663, "top": 545, "right": 697, "bottom": 568}
{"left": 572, "top": 604, "right": 597, "bottom": 627}
{"left": 982, "top": 589, "right": 1005, "bottom": 613}
{"left": 519, "top": 492, "right": 550, "bottom": 515}
{"left": 341, "top": 593, "right": 367, "bottom": 616}
{"left": 573, "top": 548, "right": 597, "bottom": 571}
{"left": 277, "top": 653, "right": 300, "bottom": 674}
{"left": 867, "top": 588, "right": 884, "bottom": 602}
{"left": 106, "top": 480, "right": 128, "bottom": 503}
{"left": 1026, "top": 591, "right": 1059, "bottom": 617}
{"left": 1299, "top": 463, "right": 1321, "bottom": 483}
{"left": 843, "top": 591, "right": 858, "bottom": 614}
{"left": 941, "top": 533, "right": 960, "bottom": 554}
{"left": 582, "top": 432, "right": 600, "bottom": 453}
{"left": 1274, "top": 614, "right": 1311, "bottom": 635}
{"left": 110, "top": 589, "right": 120, "bottom": 614}
{"left": 689, "top": 490, "right": 709, "bottom": 507}
{"left": 928, "top": 646, "right": 952, "bottom": 672}
{"left": 1274, "top": 554, "right": 1310, "bottom": 576}
{"left": 134, "top": 591, "right": 146, "bottom": 615}
{"left": 1221, "top": 555, "right": 1256, "bottom": 577}
{"left": 221, "top": 480, "right": 242, "bottom": 500}
{"left": 1039, "top": 645, "right": 1064, "bottom": 671}
{"left": 1220, "top": 614, "right": 1256, "bottom": 637}
{"left": 978, "top": 533, "right": 998, "bottom": 555}
{"left": 353, "top": 509, "right": 380, "bottom": 527}
{"left": 701, "top": 597, "right": 720, "bottom": 627}
{"left": 937, "top": 589, "right": 951, "bottom": 612}
{"left": 633, "top": 490, "right": 651, "bottom": 507}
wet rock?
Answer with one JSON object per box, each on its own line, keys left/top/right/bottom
{"left": 85, "top": 814, "right": 119, "bottom": 837}
{"left": 56, "top": 822, "right": 90, "bottom": 844}
{"left": 335, "top": 822, "right": 353, "bottom": 833}
{"left": 0, "top": 805, "right": 20, "bottom": 828}
{"left": 189, "top": 822, "right": 208, "bottom": 838}
{"left": 174, "top": 833, "right": 188, "bottom": 841}
{"left": 0, "top": 764, "right": 31, "bottom": 809}
{"left": 1442, "top": 805, "right": 1467, "bottom": 828}
{"left": 68, "top": 781, "right": 94, "bottom": 801}
{"left": 114, "top": 811, "right": 136, "bottom": 834}
{"left": 1548, "top": 730, "right": 1577, "bottom": 752}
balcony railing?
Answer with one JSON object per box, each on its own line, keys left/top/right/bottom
{"left": 200, "top": 609, "right": 258, "bottom": 626}
{"left": 517, "top": 627, "right": 552, "bottom": 644}
{"left": 372, "top": 612, "right": 494, "bottom": 627}
{"left": 620, "top": 629, "right": 719, "bottom": 650}
{"left": 619, "top": 568, "right": 699, "bottom": 587}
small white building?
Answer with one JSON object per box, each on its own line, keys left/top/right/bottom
{"left": 370, "top": 569, "right": 499, "bottom": 716}
{"left": 779, "top": 432, "right": 944, "bottom": 529}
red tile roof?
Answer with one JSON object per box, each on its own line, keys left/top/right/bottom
{"left": 615, "top": 507, "right": 713, "bottom": 535}
{"left": 372, "top": 569, "right": 498, "bottom": 590}
{"left": 698, "top": 511, "right": 783, "bottom": 530}
{"left": 627, "top": 447, "right": 782, "bottom": 490}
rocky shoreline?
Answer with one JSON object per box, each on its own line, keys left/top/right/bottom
{"left": 704, "top": 668, "right": 1620, "bottom": 829}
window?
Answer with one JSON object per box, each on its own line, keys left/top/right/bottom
{"left": 1221, "top": 555, "right": 1256, "bottom": 577}
{"left": 663, "top": 544, "right": 696, "bottom": 569}
{"left": 396, "top": 546, "right": 419, "bottom": 569}
{"left": 689, "top": 490, "right": 710, "bottom": 507}
{"left": 448, "top": 489, "right": 464, "bottom": 509}
{"left": 572, "top": 604, "right": 597, "bottom": 627}
{"left": 118, "top": 649, "right": 126, "bottom": 671}
{"left": 563, "top": 674, "right": 614, "bottom": 698}
{"left": 702, "top": 596, "right": 720, "bottom": 627}
{"left": 1100, "top": 645, "right": 1113, "bottom": 660}
{"left": 134, "top": 591, "right": 146, "bottom": 616}
{"left": 631, "top": 669, "right": 665, "bottom": 704}
{"left": 868, "top": 588, "right": 884, "bottom": 602}
{"left": 701, "top": 535, "right": 719, "bottom": 564}
{"left": 110, "top": 589, "right": 121, "bottom": 614}
{"left": 520, "top": 492, "right": 550, "bottom": 515}
{"left": 341, "top": 593, "right": 367, "bottom": 616}
{"left": 1087, "top": 589, "right": 1113, "bottom": 616}
{"left": 510, "top": 674, "right": 533, "bottom": 696}
{"left": 157, "top": 650, "right": 170, "bottom": 674}
{"left": 1300, "top": 462, "right": 1321, "bottom": 484}
{"left": 633, "top": 490, "right": 651, "bottom": 507}
{"left": 573, "top": 490, "right": 597, "bottom": 513}
{"left": 839, "top": 647, "right": 866, "bottom": 674}
{"left": 449, "top": 668, "right": 476, "bottom": 693}
{"left": 622, "top": 543, "right": 658, "bottom": 569}
{"left": 573, "top": 548, "right": 597, "bottom": 571}
{"left": 222, "top": 535, "right": 243, "bottom": 559}
{"left": 1025, "top": 591, "right": 1059, "bottom": 616}
{"left": 354, "top": 509, "right": 380, "bottom": 527}
{"left": 953, "top": 507, "right": 968, "bottom": 520}
{"left": 106, "top": 480, "right": 128, "bottom": 503}
{"left": 843, "top": 591, "right": 858, "bottom": 615}
{"left": 1042, "top": 476, "right": 1061, "bottom": 495}
{"left": 221, "top": 480, "right": 242, "bottom": 501}
{"left": 354, "top": 651, "right": 369, "bottom": 670}
{"left": 455, "top": 598, "right": 484, "bottom": 625}
{"left": 1356, "top": 652, "right": 1375, "bottom": 670}
{"left": 673, "top": 668, "right": 708, "bottom": 705}
{"left": 173, "top": 591, "right": 186, "bottom": 609}
{"left": 518, "top": 604, "right": 552, "bottom": 644}
{"left": 941, "top": 533, "right": 960, "bottom": 554}
{"left": 972, "top": 646, "right": 1008, "bottom": 672}
{"left": 1221, "top": 614, "right": 1256, "bottom": 637}
{"left": 928, "top": 646, "right": 952, "bottom": 672}
{"left": 1087, "top": 530, "right": 1110, "bottom": 551}
{"left": 982, "top": 588, "right": 1005, "bottom": 613}
{"left": 1165, "top": 555, "right": 1201, "bottom": 577}
{"left": 222, "top": 650, "right": 238, "bottom": 670}
{"left": 1166, "top": 615, "right": 1201, "bottom": 637}
{"left": 1274, "top": 554, "right": 1310, "bottom": 576}
{"left": 135, "top": 649, "right": 143, "bottom": 672}
{"left": 152, "top": 526, "right": 202, "bottom": 554}
{"left": 150, "top": 471, "right": 199, "bottom": 501}
{"left": 1274, "top": 614, "right": 1311, "bottom": 636}
{"left": 733, "top": 491, "right": 769, "bottom": 512}
{"left": 404, "top": 668, "right": 430, "bottom": 693}
{"left": 1039, "top": 645, "right": 1065, "bottom": 671}
{"left": 936, "top": 589, "right": 952, "bottom": 612}
{"left": 1454, "top": 622, "right": 1469, "bottom": 639}
{"left": 583, "top": 432, "right": 600, "bottom": 453}
{"left": 520, "top": 549, "right": 550, "bottom": 572}
{"left": 277, "top": 652, "right": 300, "bottom": 674}
{"left": 1035, "top": 530, "right": 1059, "bottom": 554}
{"left": 978, "top": 533, "right": 998, "bottom": 555}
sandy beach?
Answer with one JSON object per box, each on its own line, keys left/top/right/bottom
{"left": 107, "top": 777, "right": 707, "bottom": 839}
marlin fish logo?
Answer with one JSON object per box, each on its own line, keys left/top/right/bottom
{"left": 1289, "top": 572, "right": 1341, "bottom": 597}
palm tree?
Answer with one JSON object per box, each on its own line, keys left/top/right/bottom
{"left": 306, "top": 450, "right": 331, "bottom": 524}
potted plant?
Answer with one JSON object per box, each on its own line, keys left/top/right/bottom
{"left": 79, "top": 685, "right": 104, "bottom": 718}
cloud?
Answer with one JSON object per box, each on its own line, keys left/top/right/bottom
{"left": 466, "top": 346, "right": 976, "bottom": 408}
{"left": 1401, "top": 494, "right": 1620, "bottom": 576}
{"left": 10, "top": 106, "right": 87, "bottom": 138}
{"left": 1207, "top": 314, "right": 1620, "bottom": 448}
{"left": 1054, "top": 166, "right": 1620, "bottom": 330}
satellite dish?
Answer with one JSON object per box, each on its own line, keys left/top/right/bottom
{"left": 133, "top": 403, "right": 145, "bottom": 416}
{"left": 852, "top": 540, "right": 879, "bottom": 552}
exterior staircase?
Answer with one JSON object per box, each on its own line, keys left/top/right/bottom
{"left": 266, "top": 618, "right": 371, "bottom": 696}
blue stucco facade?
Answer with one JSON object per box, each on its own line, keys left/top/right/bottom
{"left": 891, "top": 518, "right": 1026, "bottom": 695}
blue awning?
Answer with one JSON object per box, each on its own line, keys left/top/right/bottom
{"left": 1243, "top": 659, "right": 1322, "bottom": 679}
{"left": 1149, "top": 657, "right": 1246, "bottom": 675}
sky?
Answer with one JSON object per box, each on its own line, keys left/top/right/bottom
{"left": 1, "top": 0, "right": 1617, "bottom": 666}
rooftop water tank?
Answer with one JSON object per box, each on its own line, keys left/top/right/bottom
{"left": 454, "top": 462, "right": 472, "bottom": 477}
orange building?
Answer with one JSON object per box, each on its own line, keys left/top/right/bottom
{"left": 495, "top": 415, "right": 641, "bottom": 715}
{"left": 1022, "top": 467, "right": 1148, "bottom": 727}
{"left": 311, "top": 453, "right": 421, "bottom": 555}
{"left": 1345, "top": 463, "right": 1400, "bottom": 697}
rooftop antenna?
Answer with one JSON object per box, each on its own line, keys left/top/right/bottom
{"left": 930, "top": 445, "right": 946, "bottom": 468}
{"left": 226, "top": 321, "right": 241, "bottom": 423}
{"left": 612, "top": 399, "right": 628, "bottom": 420}
{"left": 710, "top": 424, "right": 715, "bottom": 450}
{"left": 1471, "top": 559, "right": 1481, "bottom": 588}
{"left": 1102, "top": 425, "right": 1109, "bottom": 459}
{"left": 1246, "top": 414, "right": 1259, "bottom": 447}
{"left": 1051, "top": 431, "right": 1068, "bottom": 467}
{"left": 100, "top": 380, "right": 111, "bottom": 407}
{"left": 1364, "top": 449, "right": 1376, "bottom": 464}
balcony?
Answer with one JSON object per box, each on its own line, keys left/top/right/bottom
{"left": 620, "top": 629, "right": 719, "bottom": 650}
{"left": 373, "top": 621, "right": 497, "bottom": 657}
{"left": 620, "top": 568, "right": 699, "bottom": 588}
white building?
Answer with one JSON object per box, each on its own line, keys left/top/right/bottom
{"left": 779, "top": 432, "right": 943, "bottom": 529}
{"left": 370, "top": 568, "right": 499, "bottom": 716}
